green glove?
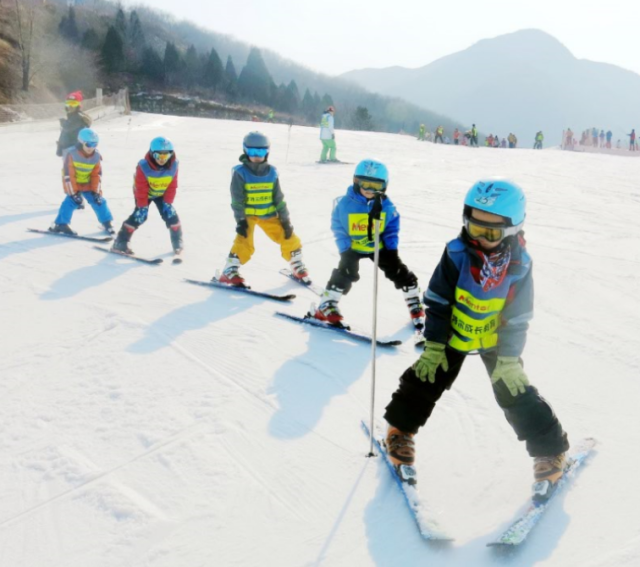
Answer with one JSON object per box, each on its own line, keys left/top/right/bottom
{"left": 413, "top": 341, "right": 449, "bottom": 383}
{"left": 491, "top": 356, "right": 530, "bottom": 396}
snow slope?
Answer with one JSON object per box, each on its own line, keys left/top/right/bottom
{"left": 1, "top": 113, "right": 639, "bottom": 567}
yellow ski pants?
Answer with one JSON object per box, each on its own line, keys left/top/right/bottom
{"left": 231, "top": 216, "right": 302, "bottom": 264}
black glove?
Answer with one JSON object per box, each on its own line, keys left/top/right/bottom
{"left": 367, "top": 193, "right": 384, "bottom": 240}
{"left": 70, "top": 193, "right": 84, "bottom": 209}
{"left": 92, "top": 192, "right": 103, "bottom": 206}
{"left": 281, "top": 219, "right": 293, "bottom": 239}
{"left": 236, "top": 219, "right": 249, "bottom": 238}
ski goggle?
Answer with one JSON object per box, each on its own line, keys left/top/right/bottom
{"left": 356, "top": 179, "right": 386, "bottom": 192}
{"left": 245, "top": 147, "right": 268, "bottom": 158}
{"left": 65, "top": 100, "right": 80, "bottom": 109}
{"left": 464, "top": 218, "right": 521, "bottom": 243}
{"left": 82, "top": 141, "right": 98, "bottom": 149}
{"left": 152, "top": 151, "right": 173, "bottom": 163}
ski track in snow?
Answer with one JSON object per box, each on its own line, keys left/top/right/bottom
{"left": 0, "top": 113, "right": 638, "bottom": 566}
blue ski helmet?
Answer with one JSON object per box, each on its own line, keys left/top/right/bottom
{"left": 150, "top": 137, "right": 174, "bottom": 153}
{"left": 463, "top": 179, "right": 526, "bottom": 226}
{"left": 78, "top": 128, "right": 99, "bottom": 147}
{"left": 353, "top": 159, "right": 389, "bottom": 191}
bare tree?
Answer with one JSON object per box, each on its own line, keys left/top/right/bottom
{"left": 13, "top": 0, "right": 35, "bottom": 91}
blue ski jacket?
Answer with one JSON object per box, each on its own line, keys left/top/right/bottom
{"left": 331, "top": 185, "right": 400, "bottom": 254}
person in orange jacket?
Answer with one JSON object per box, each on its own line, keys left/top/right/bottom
{"left": 50, "top": 128, "right": 114, "bottom": 235}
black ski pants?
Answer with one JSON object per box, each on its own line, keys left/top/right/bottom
{"left": 326, "top": 249, "right": 417, "bottom": 295}
{"left": 384, "top": 347, "right": 569, "bottom": 457}
{"left": 124, "top": 197, "right": 180, "bottom": 230}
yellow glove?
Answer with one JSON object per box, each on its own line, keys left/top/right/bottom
{"left": 412, "top": 341, "right": 448, "bottom": 383}
{"left": 491, "top": 356, "right": 530, "bottom": 396}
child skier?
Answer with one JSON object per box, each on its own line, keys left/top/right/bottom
{"left": 112, "top": 137, "right": 183, "bottom": 255}
{"left": 382, "top": 179, "right": 569, "bottom": 500}
{"left": 313, "top": 159, "right": 424, "bottom": 327}
{"left": 56, "top": 91, "right": 92, "bottom": 158}
{"left": 217, "top": 132, "right": 309, "bottom": 285}
{"left": 50, "top": 128, "right": 114, "bottom": 235}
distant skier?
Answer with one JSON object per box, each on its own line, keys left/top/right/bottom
{"left": 591, "top": 127, "right": 598, "bottom": 147}
{"left": 216, "top": 132, "right": 309, "bottom": 286}
{"left": 111, "top": 137, "right": 183, "bottom": 256}
{"left": 470, "top": 124, "right": 479, "bottom": 147}
{"left": 605, "top": 130, "right": 612, "bottom": 149}
{"left": 319, "top": 106, "right": 338, "bottom": 163}
{"left": 382, "top": 179, "right": 570, "bottom": 500}
{"left": 312, "top": 159, "right": 424, "bottom": 328}
{"left": 417, "top": 124, "right": 426, "bottom": 141}
{"left": 50, "top": 128, "right": 114, "bottom": 235}
{"left": 628, "top": 129, "right": 636, "bottom": 151}
{"left": 453, "top": 128, "right": 460, "bottom": 145}
{"left": 599, "top": 130, "right": 605, "bottom": 148}
{"left": 564, "top": 129, "right": 574, "bottom": 150}
{"left": 434, "top": 125, "right": 444, "bottom": 144}
{"left": 56, "top": 91, "right": 92, "bottom": 158}
{"left": 533, "top": 131, "right": 544, "bottom": 150}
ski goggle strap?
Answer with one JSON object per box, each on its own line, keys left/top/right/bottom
{"left": 464, "top": 218, "right": 521, "bottom": 243}
{"left": 245, "top": 147, "right": 268, "bottom": 158}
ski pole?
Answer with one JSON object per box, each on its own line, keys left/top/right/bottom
{"left": 367, "top": 193, "right": 383, "bottom": 457}
{"left": 285, "top": 120, "right": 293, "bottom": 163}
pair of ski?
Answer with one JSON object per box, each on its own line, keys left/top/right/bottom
{"left": 363, "top": 419, "right": 596, "bottom": 546}
{"left": 185, "top": 269, "right": 407, "bottom": 347}
{"left": 28, "top": 228, "right": 181, "bottom": 265}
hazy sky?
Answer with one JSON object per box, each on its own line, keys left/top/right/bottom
{"left": 121, "top": 0, "right": 640, "bottom": 76}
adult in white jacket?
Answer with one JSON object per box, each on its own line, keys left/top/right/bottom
{"left": 319, "top": 106, "right": 338, "bottom": 162}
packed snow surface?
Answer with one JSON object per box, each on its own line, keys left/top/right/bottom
{"left": 1, "top": 113, "right": 639, "bottom": 567}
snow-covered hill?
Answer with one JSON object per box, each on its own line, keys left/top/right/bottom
{"left": 1, "top": 113, "right": 638, "bottom": 567}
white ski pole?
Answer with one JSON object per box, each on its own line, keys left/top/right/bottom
{"left": 367, "top": 194, "right": 383, "bottom": 457}
{"left": 285, "top": 120, "right": 293, "bottom": 163}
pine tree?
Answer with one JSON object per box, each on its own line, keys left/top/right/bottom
{"left": 163, "top": 42, "right": 182, "bottom": 87}
{"left": 128, "top": 11, "right": 145, "bottom": 49}
{"left": 225, "top": 55, "right": 238, "bottom": 99}
{"left": 59, "top": 7, "right": 79, "bottom": 43}
{"left": 237, "top": 47, "right": 274, "bottom": 104}
{"left": 101, "top": 26, "right": 125, "bottom": 73}
{"left": 202, "top": 47, "right": 224, "bottom": 90}
{"left": 81, "top": 28, "right": 101, "bottom": 51}
{"left": 141, "top": 47, "right": 164, "bottom": 82}
{"left": 184, "top": 45, "right": 200, "bottom": 89}
{"left": 301, "top": 88, "right": 316, "bottom": 121}
{"left": 351, "top": 106, "right": 374, "bottom": 131}
{"left": 115, "top": 7, "right": 127, "bottom": 38}
{"left": 281, "top": 80, "right": 300, "bottom": 114}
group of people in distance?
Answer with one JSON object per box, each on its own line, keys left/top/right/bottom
{"left": 52, "top": 91, "right": 570, "bottom": 499}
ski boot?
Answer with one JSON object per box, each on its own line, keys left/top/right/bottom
{"left": 218, "top": 254, "right": 245, "bottom": 287}
{"left": 313, "top": 288, "right": 344, "bottom": 326}
{"left": 386, "top": 426, "right": 417, "bottom": 485}
{"left": 111, "top": 225, "right": 134, "bottom": 255}
{"left": 402, "top": 283, "right": 425, "bottom": 328}
{"left": 102, "top": 221, "right": 115, "bottom": 235}
{"left": 289, "top": 248, "right": 310, "bottom": 283}
{"left": 170, "top": 225, "right": 183, "bottom": 254}
{"left": 49, "top": 223, "right": 77, "bottom": 236}
{"left": 532, "top": 453, "right": 566, "bottom": 502}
